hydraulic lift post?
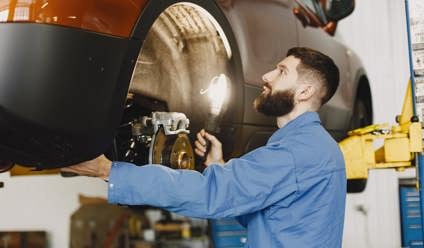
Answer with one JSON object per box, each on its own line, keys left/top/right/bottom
{"left": 405, "top": 0, "right": 424, "bottom": 240}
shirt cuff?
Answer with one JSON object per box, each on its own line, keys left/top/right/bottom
{"left": 107, "top": 161, "right": 134, "bottom": 204}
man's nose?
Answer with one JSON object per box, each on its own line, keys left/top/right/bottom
{"left": 262, "top": 70, "right": 273, "bottom": 83}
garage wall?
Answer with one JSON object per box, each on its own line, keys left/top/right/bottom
{"left": 336, "top": 1, "right": 411, "bottom": 248}
{"left": 336, "top": 0, "right": 411, "bottom": 125}
{"left": 0, "top": 173, "right": 107, "bottom": 248}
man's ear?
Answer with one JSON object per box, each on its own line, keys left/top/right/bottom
{"left": 295, "top": 84, "right": 316, "bottom": 102}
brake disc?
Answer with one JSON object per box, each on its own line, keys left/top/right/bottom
{"left": 151, "top": 127, "right": 195, "bottom": 170}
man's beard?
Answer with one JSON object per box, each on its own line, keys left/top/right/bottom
{"left": 253, "top": 88, "right": 295, "bottom": 117}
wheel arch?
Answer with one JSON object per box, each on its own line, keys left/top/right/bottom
{"left": 126, "top": 0, "right": 245, "bottom": 124}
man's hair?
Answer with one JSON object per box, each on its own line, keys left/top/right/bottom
{"left": 287, "top": 47, "right": 339, "bottom": 105}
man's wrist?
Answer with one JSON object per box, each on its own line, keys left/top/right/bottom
{"left": 100, "top": 159, "right": 112, "bottom": 181}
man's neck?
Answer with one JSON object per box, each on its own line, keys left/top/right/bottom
{"left": 276, "top": 105, "right": 316, "bottom": 128}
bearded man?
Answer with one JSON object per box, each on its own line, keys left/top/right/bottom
{"left": 62, "top": 47, "right": 346, "bottom": 248}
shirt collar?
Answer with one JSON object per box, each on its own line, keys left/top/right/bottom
{"left": 267, "top": 112, "right": 321, "bottom": 144}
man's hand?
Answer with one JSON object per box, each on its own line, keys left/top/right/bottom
{"left": 60, "top": 154, "right": 112, "bottom": 181}
{"left": 194, "top": 129, "right": 225, "bottom": 166}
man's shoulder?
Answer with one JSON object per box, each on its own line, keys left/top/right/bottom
{"left": 281, "top": 126, "right": 343, "bottom": 165}
{"left": 279, "top": 123, "right": 336, "bottom": 146}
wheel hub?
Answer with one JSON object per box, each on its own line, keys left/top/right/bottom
{"left": 112, "top": 110, "right": 196, "bottom": 169}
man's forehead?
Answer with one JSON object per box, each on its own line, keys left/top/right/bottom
{"left": 277, "top": 56, "right": 300, "bottom": 70}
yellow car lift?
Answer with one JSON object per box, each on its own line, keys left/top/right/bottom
{"left": 340, "top": 81, "right": 423, "bottom": 179}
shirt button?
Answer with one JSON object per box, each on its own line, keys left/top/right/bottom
{"left": 109, "top": 184, "right": 114, "bottom": 188}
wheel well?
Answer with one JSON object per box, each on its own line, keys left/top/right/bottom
{"left": 111, "top": 2, "right": 245, "bottom": 164}
{"left": 128, "top": 1, "right": 244, "bottom": 129}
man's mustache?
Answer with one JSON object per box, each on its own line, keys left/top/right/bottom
{"left": 263, "top": 82, "right": 272, "bottom": 91}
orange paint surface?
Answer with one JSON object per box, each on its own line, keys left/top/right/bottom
{"left": 0, "top": 0, "right": 149, "bottom": 37}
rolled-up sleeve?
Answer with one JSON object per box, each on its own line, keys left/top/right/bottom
{"left": 108, "top": 143, "right": 298, "bottom": 219}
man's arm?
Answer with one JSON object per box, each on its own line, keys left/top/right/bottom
{"left": 107, "top": 143, "right": 298, "bottom": 219}
{"left": 61, "top": 131, "right": 298, "bottom": 219}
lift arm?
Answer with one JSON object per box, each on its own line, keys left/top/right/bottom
{"left": 340, "top": 81, "right": 423, "bottom": 179}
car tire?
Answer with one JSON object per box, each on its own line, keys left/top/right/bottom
{"left": 347, "top": 83, "right": 373, "bottom": 193}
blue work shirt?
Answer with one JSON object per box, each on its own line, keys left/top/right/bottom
{"left": 108, "top": 111, "right": 346, "bottom": 247}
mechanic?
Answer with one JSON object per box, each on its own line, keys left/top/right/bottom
{"left": 62, "top": 47, "right": 346, "bottom": 247}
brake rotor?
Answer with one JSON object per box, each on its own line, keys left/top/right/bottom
{"left": 151, "top": 128, "right": 195, "bottom": 170}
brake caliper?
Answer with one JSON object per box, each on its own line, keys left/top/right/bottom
{"left": 132, "top": 112, "right": 195, "bottom": 170}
